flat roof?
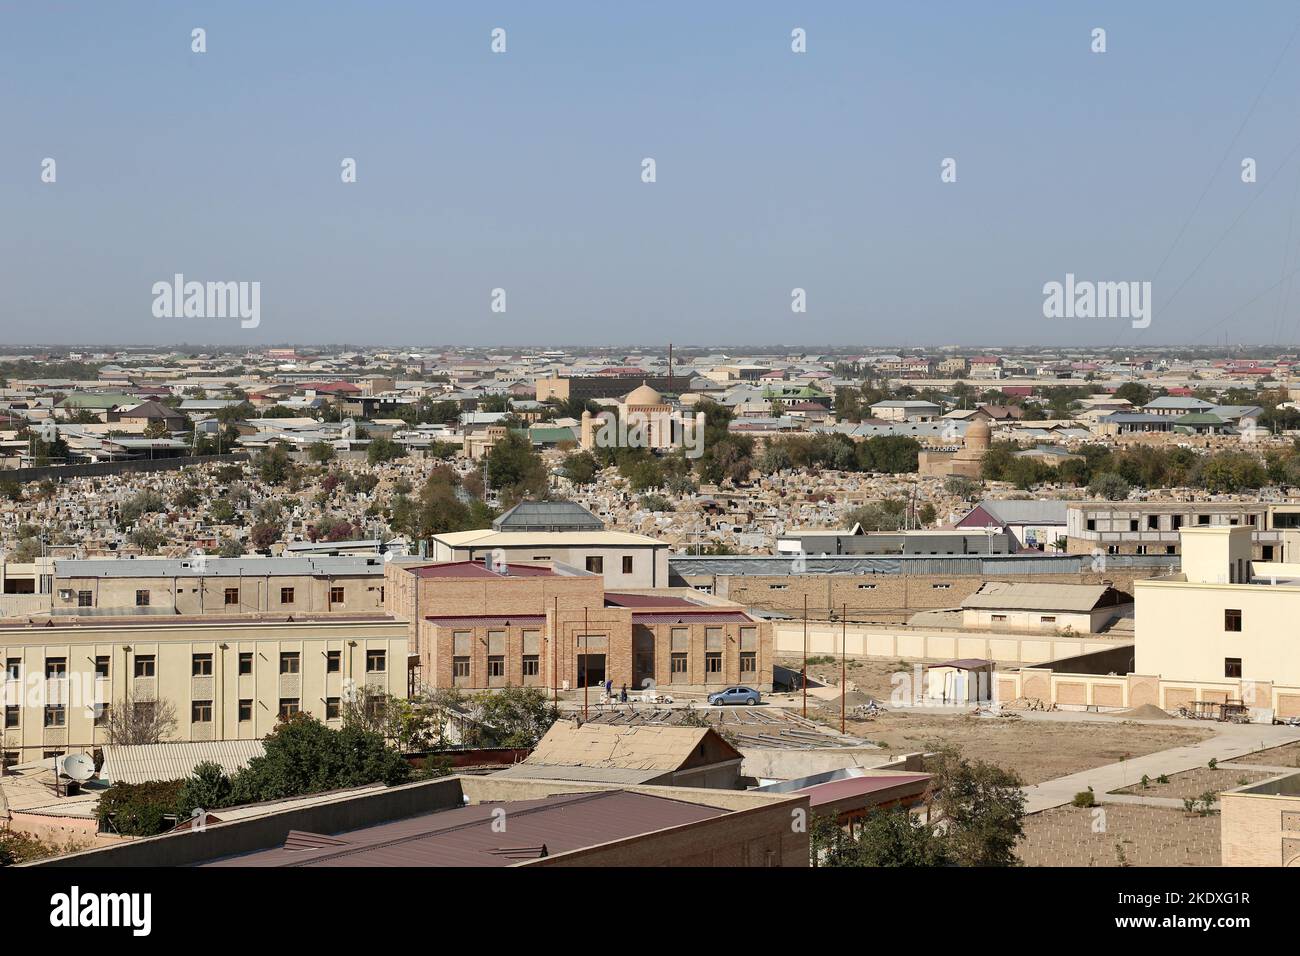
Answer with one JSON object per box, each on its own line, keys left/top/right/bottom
{"left": 54, "top": 555, "right": 387, "bottom": 579}
{"left": 432, "top": 530, "right": 666, "bottom": 548}
{"left": 203, "top": 790, "right": 727, "bottom": 867}
{"left": 409, "top": 561, "right": 560, "bottom": 579}
{"left": 424, "top": 614, "right": 546, "bottom": 627}
{"left": 604, "top": 592, "right": 700, "bottom": 608}
{"left": 630, "top": 611, "right": 754, "bottom": 624}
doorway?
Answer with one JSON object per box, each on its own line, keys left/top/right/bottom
{"left": 577, "top": 653, "right": 606, "bottom": 688}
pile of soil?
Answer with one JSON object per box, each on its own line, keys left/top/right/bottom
{"left": 1116, "top": 703, "right": 1174, "bottom": 720}
{"left": 818, "top": 689, "right": 876, "bottom": 711}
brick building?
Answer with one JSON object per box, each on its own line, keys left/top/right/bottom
{"left": 385, "top": 559, "right": 772, "bottom": 694}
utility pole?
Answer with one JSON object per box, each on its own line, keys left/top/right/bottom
{"left": 802, "top": 594, "right": 808, "bottom": 719}
{"left": 841, "top": 603, "right": 847, "bottom": 734}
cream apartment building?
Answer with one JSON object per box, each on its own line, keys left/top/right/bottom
{"left": 48, "top": 555, "right": 388, "bottom": 617}
{"left": 0, "top": 616, "right": 407, "bottom": 766}
{"left": 428, "top": 529, "right": 671, "bottom": 589}
{"left": 1065, "top": 501, "right": 1300, "bottom": 560}
{"left": 1133, "top": 526, "right": 1300, "bottom": 714}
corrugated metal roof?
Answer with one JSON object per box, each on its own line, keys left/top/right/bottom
{"left": 521, "top": 721, "right": 737, "bottom": 772}
{"left": 205, "top": 790, "right": 727, "bottom": 867}
{"left": 488, "top": 764, "right": 666, "bottom": 784}
{"left": 669, "top": 553, "right": 1179, "bottom": 577}
{"left": 797, "top": 773, "right": 931, "bottom": 809}
{"left": 960, "top": 581, "right": 1115, "bottom": 613}
{"left": 102, "top": 740, "right": 266, "bottom": 784}
{"left": 492, "top": 500, "right": 602, "bottom": 532}
{"left": 55, "top": 555, "right": 386, "bottom": 579}
{"left": 971, "top": 499, "right": 1073, "bottom": 525}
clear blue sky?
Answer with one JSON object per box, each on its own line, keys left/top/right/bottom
{"left": 5, "top": 1, "right": 1300, "bottom": 348}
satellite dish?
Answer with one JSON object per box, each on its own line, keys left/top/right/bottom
{"left": 57, "top": 753, "right": 95, "bottom": 783}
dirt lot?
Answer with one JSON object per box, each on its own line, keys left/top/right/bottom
{"left": 778, "top": 656, "right": 1214, "bottom": 785}
{"left": 782, "top": 655, "right": 932, "bottom": 703}
{"left": 1018, "top": 804, "right": 1220, "bottom": 867}
{"left": 1113, "top": 765, "right": 1276, "bottom": 799}
{"left": 1231, "top": 740, "right": 1300, "bottom": 767}
{"left": 839, "top": 711, "right": 1214, "bottom": 784}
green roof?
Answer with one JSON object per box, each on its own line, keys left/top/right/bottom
{"left": 529, "top": 425, "right": 578, "bottom": 443}
{"left": 58, "top": 392, "right": 136, "bottom": 409}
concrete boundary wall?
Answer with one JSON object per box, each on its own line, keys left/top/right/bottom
{"left": 774, "top": 621, "right": 1123, "bottom": 666}
{"left": 993, "top": 668, "right": 1300, "bottom": 718}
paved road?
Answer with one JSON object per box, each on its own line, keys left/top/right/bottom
{"left": 1023, "top": 721, "right": 1300, "bottom": 814}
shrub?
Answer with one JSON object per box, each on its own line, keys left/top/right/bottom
{"left": 1072, "top": 788, "right": 1097, "bottom": 808}
{"left": 96, "top": 779, "right": 185, "bottom": 836}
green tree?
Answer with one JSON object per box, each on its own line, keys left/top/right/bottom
{"left": 561, "top": 450, "right": 600, "bottom": 484}
{"left": 307, "top": 441, "right": 336, "bottom": 463}
{"left": 858, "top": 435, "right": 921, "bottom": 473}
{"left": 1113, "top": 382, "right": 1152, "bottom": 407}
{"left": 844, "top": 500, "right": 907, "bottom": 531}
{"left": 486, "top": 432, "right": 548, "bottom": 502}
{"left": 927, "top": 746, "right": 1026, "bottom": 867}
{"left": 944, "top": 475, "right": 979, "bottom": 499}
{"left": 1194, "top": 450, "right": 1267, "bottom": 493}
{"left": 463, "top": 687, "right": 559, "bottom": 748}
{"left": 129, "top": 527, "right": 166, "bottom": 553}
{"left": 255, "top": 446, "right": 294, "bottom": 485}
{"left": 810, "top": 807, "right": 953, "bottom": 867}
{"left": 174, "top": 761, "right": 234, "bottom": 818}
{"left": 367, "top": 436, "right": 405, "bottom": 465}
{"left": 1087, "top": 472, "right": 1132, "bottom": 500}
{"left": 228, "top": 712, "right": 410, "bottom": 804}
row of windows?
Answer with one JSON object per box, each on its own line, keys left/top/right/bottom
{"left": 83, "top": 586, "right": 354, "bottom": 608}
{"left": 449, "top": 652, "right": 758, "bottom": 678}
{"left": 191, "top": 698, "right": 342, "bottom": 722}
{"left": 1085, "top": 514, "right": 1257, "bottom": 532}
{"left": 4, "top": 650, "right": 386, "bottom": 680}
{"left": 13, "top": 697, "right": 349, "bottom": 728}
{"left": 581, "top": 556, "right": 636, "bottom": 574}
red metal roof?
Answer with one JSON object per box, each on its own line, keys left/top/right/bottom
{"left": 798, "top": 773, "right": 931, "bottom": 809}
{"left": 604, "top": 592, "right": 699, "bottom": 608}
{"left": 204, "top": 790, "right": 727, "bottom": 867}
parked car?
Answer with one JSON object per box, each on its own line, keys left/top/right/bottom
{"left": 708, "top": 686, "right": 761, "bottom": 706}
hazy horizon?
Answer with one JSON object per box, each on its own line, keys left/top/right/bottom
{"left": 8, "top": 2, "right": 1300, "bottom": 347}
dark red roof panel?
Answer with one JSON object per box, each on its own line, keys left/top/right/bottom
{"left": 204, "top": 790, "right": 727, "bottom": 867}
